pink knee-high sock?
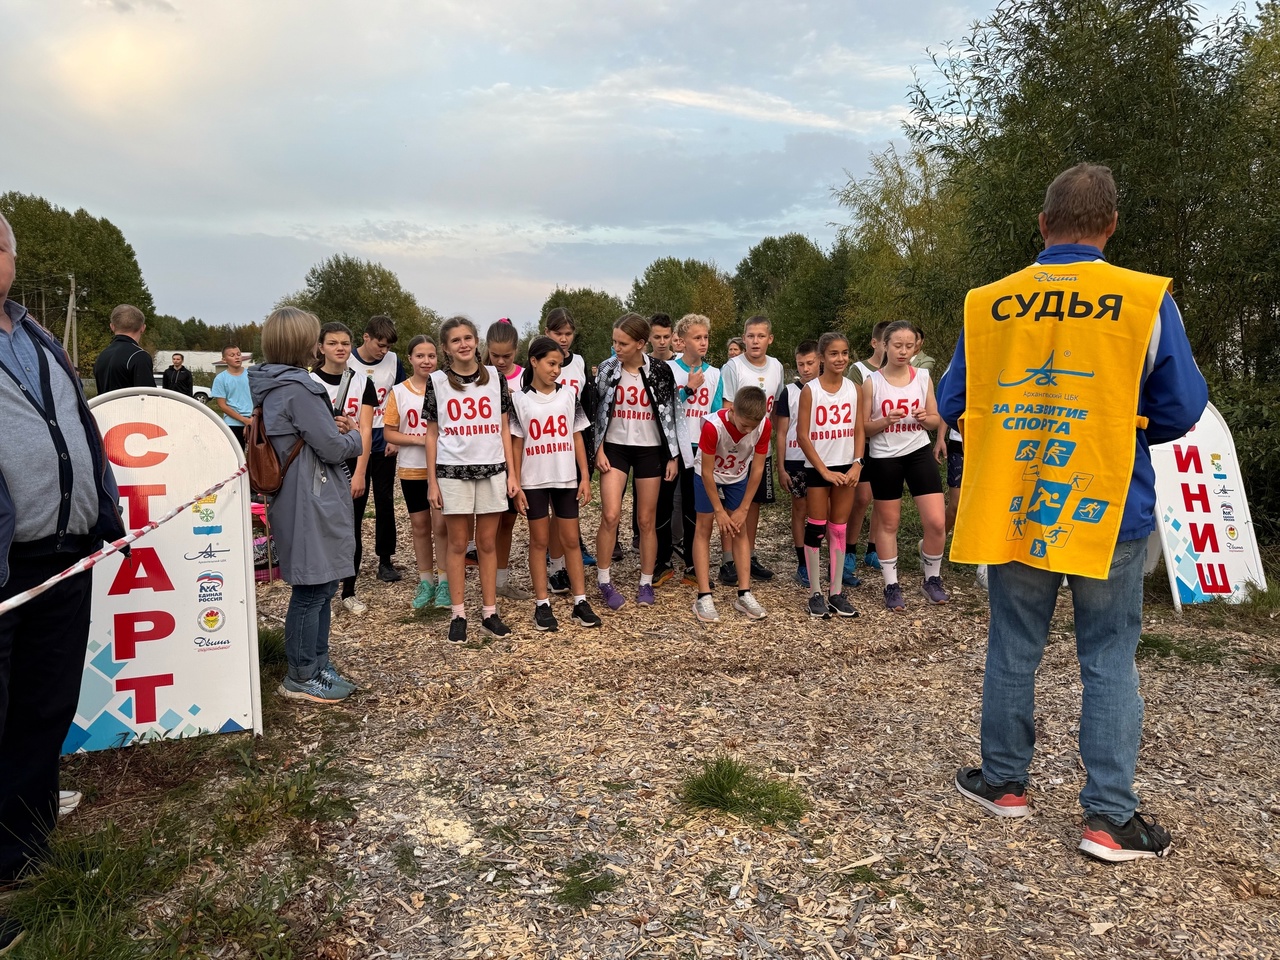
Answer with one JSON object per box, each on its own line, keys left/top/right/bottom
{"left": 804, "top": 519, "right": 825, "bottom": 595}
{"left": 828, "top": 522, "right": 847, "bottom": 595}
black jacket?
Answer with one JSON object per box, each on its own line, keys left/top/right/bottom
{"left": 162, "top": 365, "right": 194, "bottom": 396}
{"left": 93, "top": 335, "right": 152, "bottom": 395}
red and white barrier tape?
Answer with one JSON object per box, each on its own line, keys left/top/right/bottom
{"left": 0, "top": 464, "right": 250, "bottom": 618}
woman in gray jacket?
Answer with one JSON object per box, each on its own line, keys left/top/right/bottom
{"left": 249, "top": 307, "right": 364, "bottom": 703}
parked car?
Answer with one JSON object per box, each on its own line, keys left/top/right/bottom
{"left": 152, "top": 372, "right": 210, "bottom": 403}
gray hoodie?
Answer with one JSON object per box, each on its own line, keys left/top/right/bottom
{"left": 248, "top": 364, "right": 364, "bottom": 586}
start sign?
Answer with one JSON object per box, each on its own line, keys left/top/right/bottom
{"left": 63, "top": 389, "right": 262, "bottom": 753}
{"left": 1149, "top": 401, "right": 1266, "bottom": 612}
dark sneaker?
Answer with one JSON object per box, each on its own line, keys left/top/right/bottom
{"left": 653, "top": 565, "right": 675, "bottom": 587}
{"left": 533, "top": 603, "right": 558, "bottom": 632}
{"left": 794, "top": 564, "right": 809, "bottom": 588}
{"left": 680, "top": 573, "right": 698, "bottom": 586}
{"left": 884, "top": 582, "right": 906, "bottom": 612}
{"left": 377, "top": 561, "right": 402, "bottom": 582}
{"left": 548, "top": 569, "right": 571, "bottom": 594}
{"left": 921, "top": 576, "right": 950, "bottom": 605}
{"left": 611, "top": 544, "right": 624, "bottom": 563}
{"left": 278, "top": 674, "right": 349, "bottom": 704}
{"left": 1079, "top": 812, "right": 1172, "bottom": 863}
{"left": 842, "top": 553, "right": 862, "bottom": 587}
{"left": 719, "top": 561, "right": 738, "bottom": 586}
{"left": 954, "top": 766, "right": 1029, "bottom": 818}
{"left": 827, "top": 592, "right": 859, "bottom": 618}
{"left": 599, "top": 582, "right": 626, "bottom": 610}
{"left": 807, "top": 593, "right": 831, "bottom": 620}
{"left": 465, "top": 549, "right": 479, "bottom": 567}
{"left": 571, "top": 600, "right": 602, "bottom": 628}
{"left": 481, "top": 613, "right": 512, "bottom": 638}
{"left": 447, "top": 617, "right": 468, "bottom": 643}
{"left": 637, "top": 583, "right": 656, "bottom": 605}
{"left": 749, "top": 557, "right": 774, "bottom": 581}
{"left": 864, "top": 549, "right": 882, "bottom": 571}
{"left": 579, "top": 540, "right": 596, "bottom": 566}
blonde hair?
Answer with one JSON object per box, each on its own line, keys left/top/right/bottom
{"left": 675, "top": 313, "right": 710, "bottom": 338}
{"left": 262, "top": 306, "right": 320, "bottom": 368}
{"left": 439, "top": 315, "right": 490, "bottom": 392}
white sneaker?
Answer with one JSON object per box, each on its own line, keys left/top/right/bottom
{"left": 693, "top": 595, "right": 720, "bottom": 623}
{"left": 58, "top": 790, "right": 82, "bottom": 817}
{"left": 976, "top": 565, "right": 989, "bottom": 591}
{"left": 342, "top": 596, "right": 368, "bottom": 615}
{"left": 497, "top": 582, "right": 533, "bottom": 601}
{"left": 732, "top": 591, "right": 767, "bottom": 620}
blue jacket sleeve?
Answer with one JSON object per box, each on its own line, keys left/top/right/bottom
{"left": 1140, "top": 294, "right": 1208, "bottom": 445}
{"left": 936, "top": 330, "right": 968, "bottom": 427}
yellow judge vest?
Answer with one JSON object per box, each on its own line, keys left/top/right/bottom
{"left": 951, "top": 260, "right": 1170, "bottom": 578}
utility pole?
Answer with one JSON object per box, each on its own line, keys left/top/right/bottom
{"left": 64, "top": 274, "right": 78, "bottom": 369}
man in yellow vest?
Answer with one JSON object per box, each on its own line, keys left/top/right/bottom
{"left": 937, "top": 164, "right": 1207, "bottom": 863}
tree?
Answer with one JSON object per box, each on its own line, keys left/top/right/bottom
{"left": 280, "top": 253, "right": 441, "bottom": 356}
{"left": 1, "top": 192, "right": 155, "bottom": 371}
{"left": 538, "top": 286, "right": 625, "bottom": 367}
{"left": 628, "top": 257, "right": 737, "bottom": 361}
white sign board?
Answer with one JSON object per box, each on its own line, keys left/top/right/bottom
{"left": 1150, "top": 401, "right": 1266, "bottom": 612}
{"left": 63, "top": 389, "right": 262, "bottom": 752}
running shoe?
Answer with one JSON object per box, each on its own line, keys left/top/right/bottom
{"left": 434, "top": 579, "right": 451, "bottom": 607}
{"left": 693, "top": 595, "right": 720, "bottom": 622}
{"left": 611, "top": 544, "right": 624, "bottom": 563}
{"left": 653, "top": 565, "right": 675, "bottom": 587}
{"left": 447, "top": 617, "right": 467, "bottom": 643}
{"left": 976, "top": 565, "right": 989, "bottom": 591}
{"left": 637, "top": 583, "right": 656, "bottom": 605}
{"left": 681, "top": 572, "right": 699, "bottom": 586}
{"left": 863, "top": 548, "right": 882, "bottom": 571}
{"left": 377, "top": 560, "right": 403, "bottom": 582}
{"left": 807, "top": 593, "right": 831, "bottom": 620}
{"left": 1079, "top": 812, "right": 1173, "bottom": 863}
{"left": 320, "top": 664, "right": 357, "bottom": 695}
{"left": 481, "top": 613, "right": 512, "bottom": 638}
{"left": 749, "top": 557, "right": 774, "bottom": 581}
{"left": 342, "top": 595, "right": 367, "bottom": 616}
{"left": 794, "top": 564, "right": 809, "bottom": 588}
{"left": 533, "top": 603, "right": 559, "bottom": 632}
{"left": 733, "top": 591, "right": 767, "bottom": 620}
{"left": 498, "top": 581, "right": 533, "bottom": 601}
{"left": 827, "top": 592, "right": 859, "bottom": 618}
{"left": 599, "top": 582, "right": 626, "bottom": 610}
{"left": 465, "top": 549, "right": 479, "bottom": 568}
{"left": 548, "top": 569, "right": 571, "bottom": 595}
{"left": 571, "top": 600, "right": 602, "bottom": 628}
{"left": 842, "top": 553, "right": 862, "bottom": 587}
{"left": 58, "top": 790, "right": 82, "bottom": 818}
{"left": 278, "top": 673, "right": 349, "bottom": 704}
{"left": 580, "top": 540, "right": 596, "bottom": 567}
{"left": 719, "top": 561, "right": 738, "bottom": 586}
{"left": 412, "top": 580, "right": 435, "bottom": 610}
{"left": 884, "top": 582, "right": 906, "bottom": 612}
{"left": 954, "top": 766, "right": 1029, "bottom": 818}
{"left": 921, "top": 576, "right": 950, "bottom": 605}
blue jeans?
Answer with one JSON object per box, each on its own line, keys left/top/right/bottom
{"left": 285, "top": 580, "right": 338, "bottom": 682}
{"left": 982, "top": 538, "right": 1147, "bottom": 825}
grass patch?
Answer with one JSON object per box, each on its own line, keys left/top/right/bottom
{"left": 555, "top": 854, "right": 620, "bottom": 908}
{"left": 1247, "top": 661, "right": 1280, "bottom": 683}
{"left": 679, "top": 756, "right": 809, "bottom": 826}
{"left": 257, "top": 624, "right": 288, "bottom": 668}
{"left": 214, "top": 759, "right": 350, "bottom": 847}
{"left": 1137, "top": 631, "right": 1226, "bottom": 665}
{"left": 832, "top": 859, "right": 925, "bottom": 913}
{"left": 391, "top": 841, "right": 419, "bottom": 877}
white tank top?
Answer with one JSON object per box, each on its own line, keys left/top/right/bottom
{"left": 389, "top": 380, "right": 428, "bottom": 472}
{"left": 695, "top": 410, "right": 767, "bottom": 485}
{"left": 310, "top": 369, "right": 371, "bottom": 420}
{"left": 347, "top": 350, "right": 400, "bottom": 428}
{"left": 805, "top": 377, "right": 859, "bottom": 466}
{"left": 669, "top": 359, "right": 721, "bottom": 467}
{"left": 511, "top": 385, "right": 588, "bottom": 489}
{"left": 557, "top": 353, "right": 587, "bottom": 399}
{"left": 782, "top": 381, "right": 807, "bottom": 465}
{"left": 605, "top": 367, "right": 661, "bottom": 447}
{"left": 868, "top": 367, "right": 931, "bottom": 459}
{"left": 430, "top": 367, "right": 505, "bottom": 467}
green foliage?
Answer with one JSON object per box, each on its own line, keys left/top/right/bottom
{"left": 1210, "top": 378, "right": 1280, "bottom": 543}
{"left": 627, "top": 258, "right": 737, "bottom": 362}
{"left": 555, "top": 854, "right": 621, "bottom": 908}
{"left": 539, "top": 285, "right": 625, "bottom": 368}
{"left": 679, "top": 755, "right": 809, "bottom": 826}
{"left": 1136, "top": 631, "right": 1225, "bottom": 664}
{"left": 1, "top": 192, "right": 154, "bottom": 372}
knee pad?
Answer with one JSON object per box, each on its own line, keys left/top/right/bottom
{"left": 804, "top": 520, "right": 826, "bottom": 548}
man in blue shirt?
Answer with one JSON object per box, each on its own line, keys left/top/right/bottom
{"left": 937, "top": 164, "right": 1207, "bottom": 863}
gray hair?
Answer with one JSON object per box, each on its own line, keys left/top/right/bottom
{"left": 0, "top": 212, "right": 14, "bottom": 255}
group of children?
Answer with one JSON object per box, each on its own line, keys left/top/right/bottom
{"left": 316, "top": 308, "right": 956, "bottom": 647}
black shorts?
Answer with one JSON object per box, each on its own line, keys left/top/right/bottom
{"left": 401, "top": 478, "right": 431, "bottom": 514}
{"left": 752, "top": 454, "right": 776, "bottom": 505}
{"left": 946, "top": 438, "right": 964, "bottom": 489}
{"left": 525, "top": 487, "right": 580, "bottom": 521}
{"left": 867, "top": 445, "right": 943, "bottom": 501}
{"left": 857, "top": 453, "right": 875, "bottom": 485}
{"left": 804, "top": 464, "right": 854, "bottom": 489}
{"left": 785, "top": 459, "right": 807, "bottom": 499}
{"left": 602, "top": 441, "right": 667, "bottom": 480}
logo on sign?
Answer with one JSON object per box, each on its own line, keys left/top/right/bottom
{"left": 1221, "top": 503, "right": 1235, "bottom": 523}
{"left": 1041, "top": 439, "right": 1076, "bottom": 467}
{"left": 194, "top": 635, "right": 232, "bottom": 652}
{"left": 998, "top": 351, "right": 1096, "bottom": 388}
{"left": 196, "top": 507, "right": 216, "bottom": 523}
{"left": 1226, "top": 525, "right": 1239, "bottom": 541}
{"left": 193, "top": 524, "right": 223, "bottom": 536}
{"left": 1227, "top": 543, "right": 1244, "bottom": 553}
{"left": 1214, "top": 485, "right": 1233, "bottom": 496}
{"left": 1025, "top": 480, "right": 1072, "bottom": 525}
{"left": 185, "top": 543, "right": 230, "bottom": 562}
{"left": 1072, "top": 498, "right": 1108, "bottom": 524}
{"left": 198, "top": 607, "right": 226, "bottom": 632}
{"left": 1210, "top": 453, "right": 1227, "bottom": 480}
{"left": 197, "top": 571, "right": 224, "bottom": 603}
{"left": 1014, "top": 440, "right": 1041, "bottom": 462}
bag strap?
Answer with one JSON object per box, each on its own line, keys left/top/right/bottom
{"left": 280, "top": 437, "right": 305, "bottom": 477}
{"left": 333, "top": 369, "right": 354, "bottom": 416}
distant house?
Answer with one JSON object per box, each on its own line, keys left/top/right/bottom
{"left": 151, "top": 350, "right": 254, "bottom": 375}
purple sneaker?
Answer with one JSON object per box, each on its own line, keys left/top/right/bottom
{"left": 599, "top": 581, "right": 626, "bottom": 610}
{"left": 921, "top": 576, "right": 950, "bottom": 605}
{"left": 637, "top": 583, "right": 656, "bottom": 605}
{"left": 884, "top": 582, "right": 906, "bottom": 612}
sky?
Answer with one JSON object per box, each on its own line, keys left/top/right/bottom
{"left": 3, "top": 0, "right": 1241, "bottom": 329}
